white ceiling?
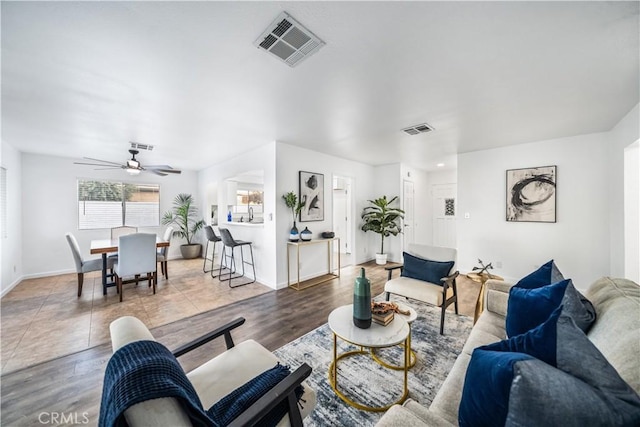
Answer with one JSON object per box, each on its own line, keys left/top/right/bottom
{"left": 2, "top": 1, "right": 638, "bottom": 172}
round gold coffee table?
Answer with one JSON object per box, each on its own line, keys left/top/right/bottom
{"left": 328, "top": 304, "right": 410, "bottom": 412}
{"left": 370, "top": 303, "right": 418, "bottom": 370}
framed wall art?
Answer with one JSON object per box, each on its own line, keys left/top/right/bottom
{"left": 506, "top": 165, "right": 557, "bottom": 223}
{"left": 299, "top": 171, "right": 324, "bottom": 222}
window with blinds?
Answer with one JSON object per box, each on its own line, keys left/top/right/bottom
{"left": 78, "top": 180, "right": 160, "bottom": 230}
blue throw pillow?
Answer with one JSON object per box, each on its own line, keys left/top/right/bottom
{"left": 207, "top": 363, "right": 304, "bottom": 427}
{"left": 506, "top": 279, "right": 596, "bottom": 337}
{"left": 401, "top": 252, "right": 454, "bottom": 285}
{"left": 516, "top": 260, "right": 564, "bottom": 289}
{"left": 459, "top": 349, "right": 534, "bottom": 427}
{"left": 461, "top": 307, "right": 640, "bottom": 426}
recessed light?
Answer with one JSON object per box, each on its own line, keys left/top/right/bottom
{"left": 437, "top": 163, "right": 445, "bottom": 167}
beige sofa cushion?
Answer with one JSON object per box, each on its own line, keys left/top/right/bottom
{"left": 385, "top": 276, "right": 449, "bottom": 306}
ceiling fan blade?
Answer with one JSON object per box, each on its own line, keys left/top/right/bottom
{"left": 147, "top": 169, "right": 168, "bottom": 176}
{"left": 94, "top": 167, "right": 124, "bottom": 170}
{"left": 74, "top": 162, "right": 122, "bottom": 167}
{"left": 145, "top": 165, "right": 182, "bottom": 174}
{"left": 144, "top": 164, "right": 173, "bottom": 169}
{"left": 82, "top": 157, "right": 123, "bottom": 166}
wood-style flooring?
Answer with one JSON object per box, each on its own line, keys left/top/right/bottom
{"left": 0, "top": 260, "right": 481, "bottom": 426}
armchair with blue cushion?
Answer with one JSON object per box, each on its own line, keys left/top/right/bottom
{"left": 384, "top": 244, "right": 459, "bottom": 335}
{"left": 101, "top": 316, "right": 315, "bottom": 427}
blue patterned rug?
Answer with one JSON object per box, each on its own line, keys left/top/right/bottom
{"left": 273, "top": 295, "right": 473, "bottom": 426}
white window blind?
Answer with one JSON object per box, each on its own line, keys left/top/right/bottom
{"left": 78, "top": 180, "right": 160, "bottom": 230}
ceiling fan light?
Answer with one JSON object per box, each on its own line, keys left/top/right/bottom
{"left": 127, "top": 159, "right": 140, "bottom": 169}
{"left": 126, "top": 168, "right": 141, "bottom": 175}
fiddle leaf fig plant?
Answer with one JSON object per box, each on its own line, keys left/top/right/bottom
{"left": 162, "top": 193, "right": 205, "bottom": 245}
{"left": 361, "top": 195, "right": 405, "bottom": 255}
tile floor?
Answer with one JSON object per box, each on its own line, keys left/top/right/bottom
{"left": 0, "top": 258, "right": 271, "bottom": 374}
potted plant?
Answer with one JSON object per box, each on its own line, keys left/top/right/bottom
{"left": 282, "top": 191, "right": 305, "bottom": 241}
{"left": 361, "top": 195, "right": 405, "bottom": 265}
{"left": 162, "top": 193, "right": 205, "bottom": 259}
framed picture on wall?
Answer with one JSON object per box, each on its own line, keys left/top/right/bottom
{"left": 506, "top": 165, "right": 557, "bottom": 223}
{"left": 299, "top": 171, "right": 324, "bottom": 222}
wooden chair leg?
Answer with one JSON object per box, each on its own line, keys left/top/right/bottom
{"left": 452, "top": 280, "right": 459, "bottom": 314}
{"left": 164, "top": 261, "right": 168, "bottom": 279}
{"left": 118, "top": 277, "right": 123, "bottom": 302}
{"left": 152, "top": 272, "right": 157, "bottom": 294}
{"left": 77, "top": 273, "right": 84, "bottom": 297}
{"left": 385, "top": 292, "right": 391, "bottom": 301}
{"left": 440, "top": 304, "right": 446, "bottom": 335}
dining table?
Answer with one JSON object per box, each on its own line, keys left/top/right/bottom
{"left": 90, "top": 237, "right": 170, "bottom": 295}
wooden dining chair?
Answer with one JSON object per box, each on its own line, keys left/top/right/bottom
{"left": 114, "top": 233, "right": 157, "bottom": 302}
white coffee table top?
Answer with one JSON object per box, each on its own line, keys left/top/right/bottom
{"left": 393, "top": 303, "right": 417, "bottom": 324}
{"left": 328, "top": 304, "right": 409, "bottom": 348}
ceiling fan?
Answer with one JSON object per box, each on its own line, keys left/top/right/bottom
{"left": 74, "top": 149, "right": 182, "bottom": 176}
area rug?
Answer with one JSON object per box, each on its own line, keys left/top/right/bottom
{"left": 273, "top": 295, "right": 473, "bottom": 426}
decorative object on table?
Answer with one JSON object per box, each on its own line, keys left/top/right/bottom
{"left": 227, "top": 211, "right": 232, "bottom": 222}
{"left": 300, "top": 227, "right": 312, "bottom": 241}
{"left": 161, "top": 193, "right": 205, "bottom": 259}
{"left": 506, "top": 165, "right": 557, "bottom": 223}
{"left": 299, "top": 171, "right": 324, "bottom": 222}
{"left": 361, "top": 195, "right": 405, "bottom": 265}
{"left": 471, "top": 259, "right": 494, "bottom": 276}
{"left": 321, "top": 231, "right": 335, "bottom": 239}
{"left": 371, "top": 302, "right": 395, "bottom": 326}
{"left": 282, "top": 191, "right": 305, "bottom": 242}
{"left": 353, "top": 268, "right": 372, "bottom": 329}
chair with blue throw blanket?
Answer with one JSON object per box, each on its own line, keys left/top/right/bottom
{"left": 100, "top": 316, "right": 316, "bottom": 427}
{"left": 384, "top": 244, "right": 459, "bottom": 335}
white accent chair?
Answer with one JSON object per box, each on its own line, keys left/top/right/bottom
{"left": 107, "top": 316, "right": 316, "bottom": 426}
{"left": 66, "top": 232, "right": 114, "bottom": 297}
{"left": 156, "top": 226, "right": 173, "bottom": 280}
{"left": 384, "top": 244, "right": 459, "bottom": 335}
{"left": 114, "top": 233, "right": 157, "bottom": 302}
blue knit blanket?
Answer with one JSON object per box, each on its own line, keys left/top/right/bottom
{"left": 99, "top": 340, "right": 302, "bottom": 427}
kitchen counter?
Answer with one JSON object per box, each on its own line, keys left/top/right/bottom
{"left": 222, "top": 221, "right": 264, "bottom": 227}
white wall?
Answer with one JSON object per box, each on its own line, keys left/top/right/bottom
{"left": 21, "top": 153, "right": 198, "bottom": 278}
{"left": 624, "top": 141, "right": 639, "bottom": 283}
{"left": 1, "top": 141, "right": 23, "bottom": 295}
{"left": 424, "top": 168, "right": 457, "bottom": 245}
{"left": 370, "top": 163, "right": 403, "bottom": 262}
{"left": 607, "top": 104, "right": 640, "bottom": 278}
{"left": 275, "top": 143, "right": 376, "bottom": 287}
{"left": 458, "top": 132, "right": 610, "bottom": 290}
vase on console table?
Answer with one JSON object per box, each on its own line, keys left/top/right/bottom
{"left": 289, "top": 221, "right": 299, "bottom": 242}
{"left": 300, "top": 227, "right": 312, "bottom": 241}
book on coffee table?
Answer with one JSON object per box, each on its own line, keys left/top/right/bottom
{"left": 372, "top": 311, "right": 394, "bottom": 326}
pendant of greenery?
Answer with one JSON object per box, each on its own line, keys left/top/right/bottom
{"left": 361, "top": 195, "right": 405, "bottom": 255}
{"left": 162, "top": 193, "right": 205, "bottom": 245}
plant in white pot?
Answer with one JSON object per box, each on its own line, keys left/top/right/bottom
{"left": 162, "top": 193, "right": 205, "bottom": 259}
{"left": 361, "top": 195, "right": 404, "bottom": 265}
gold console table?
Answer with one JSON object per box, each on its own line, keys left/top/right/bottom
{"left": 287, "top": 238, "right": 340, "bottom": 290}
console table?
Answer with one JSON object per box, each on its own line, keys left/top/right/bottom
{"left": 287, "top": 238, "right": 340, "bottom": 290}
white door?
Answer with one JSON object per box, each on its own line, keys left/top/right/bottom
{"left": 333, "top": 176, "right": 353, "bottom": 265}
{"left": 432, "top": 183, "right": 457, "bottom": 248}
{"left": 403, "top": 180, "right": 415, "bottom": 251}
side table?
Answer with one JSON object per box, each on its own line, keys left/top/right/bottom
{"left": 371, "top": 303, "right": 418, "bottom": 370}
{"left": 467, "top": 272, "right": 504, "bottom": 323}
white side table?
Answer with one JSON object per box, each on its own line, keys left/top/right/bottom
{"left": 328, "top": 304, "right": 410, "bottom": 412}
{"left": 371, "top": 303, "right": 418, "bottom": 370}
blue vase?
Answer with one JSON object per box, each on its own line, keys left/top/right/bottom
{"left": 289, "top": 221, "right": 299, "bottom": 242}
{"left": 353, "top": 268, "right": 372, "bottom": 329}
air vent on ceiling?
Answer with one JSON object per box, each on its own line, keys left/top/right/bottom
{"left": 254, "top": 12, "right": 325, "bottom": 68}
{"left": 402, "top": 123, "right": 435, "bottom": 136}
{"left": 130, "top": 142, "right": 154, "bottom": 151}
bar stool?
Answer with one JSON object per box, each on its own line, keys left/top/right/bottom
{"left": 218, "top": 228, "right": 256, "bottom": 288}
{"left": 203, "top": 226, "right": 223, "bottom": 276}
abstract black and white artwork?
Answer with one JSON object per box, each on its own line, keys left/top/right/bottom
{"left": 299, "top": 171, "right": 324, "bottom": 222}
{"left": 506, "top": 166, "right": 557, "bottom": 222}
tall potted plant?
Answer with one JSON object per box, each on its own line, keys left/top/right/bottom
{"left": 162, "top": 193, "right": 205, "bottom": 259}
{"left": 361, "top": 195, "right": 405, "bottom": 265}
{"left": 282, "top": 191, "right": 305, "bottom": 241}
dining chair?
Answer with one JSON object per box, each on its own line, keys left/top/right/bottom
{"left": 156, "top": 226, "right": 173, "bottom": 280}
{"left": 108, "top": 226, "right": 138, "bottom": 272}
{"left": 66, "top": 232, "right": 114, "bottom": 297}
{"left": 114, "top": 233, "right": 157, "bottom": 302}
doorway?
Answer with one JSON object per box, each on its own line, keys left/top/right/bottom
{"left": 333, "top": 175, "right": 353, "bottom": 267}
{"left": 432, "top": 183, "right": 457, "bottom": 248}
{"left": 403, "top": 180, "right": 415, "bottom": 251}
